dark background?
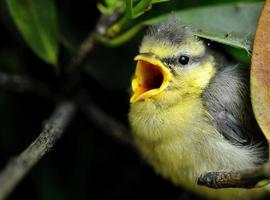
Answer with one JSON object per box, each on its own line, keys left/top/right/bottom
{"left": 0, "top": 0, "right": 265, "bottom": 199}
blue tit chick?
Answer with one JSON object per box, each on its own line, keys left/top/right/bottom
{"left": 128, "top": 17, "right": 269, "bottom": 200}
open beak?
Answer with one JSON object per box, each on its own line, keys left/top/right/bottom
{"left": 130, "top": 54, "right": 171, "bottom": 103}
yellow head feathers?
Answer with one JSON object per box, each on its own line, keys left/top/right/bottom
{"left": 130, "top": 18, "right": 216, "bottom": 105}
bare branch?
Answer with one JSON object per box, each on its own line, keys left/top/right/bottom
{"left": 84, "top": 101, "right": 133, "bottom": 146}
{"left": 64, "top": 13, "right": 134, "bottom": 146}
{"left": 197, "top": 161, "right": 270, "bottom": 189}
{"left": 77, "top": 92, "right": 133, "bottom": 147}
{"left": 0, "top": 101, "right": 76, "bottom": 200}
{"left": 0, "top": 72, "right": 52, "bottom": 98}
{"left": 67, "top": 32, "right": 97, "bottom": 70}
{"left": 67, "top": 14, "right": 120, "bottom": 71}
{"left": 0, "top": 11, "right": 130, "bottom": 200}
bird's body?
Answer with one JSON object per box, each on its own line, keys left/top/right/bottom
{"left": 128, "top": 17, "right": 269, "bottom": 200}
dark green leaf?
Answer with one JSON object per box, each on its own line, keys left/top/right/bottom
{"left": 143, "top": 2, "right": 263, "bottom": 50}
{"left": 6, "top": 0, "right": 59, "bottom": 67}
{"left": 223, "top": 46, "right": 251, "bottom": 64}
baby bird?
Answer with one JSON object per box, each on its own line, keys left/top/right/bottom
{"left": 128, "top": 17, "right": 269, "bottom": 200}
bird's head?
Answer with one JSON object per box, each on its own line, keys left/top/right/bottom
{"left": 130, "top": 18, "right": 217, "bottom": 108}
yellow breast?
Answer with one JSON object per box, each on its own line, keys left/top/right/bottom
{"left": 129, "top": 97, "right": 268, "bottom": 200}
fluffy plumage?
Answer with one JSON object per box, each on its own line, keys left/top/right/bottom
{"left": 129, "top": 17, "right": 269, "bottom": 200}
{"left": 145, "top": 16, "right": 191, "bottom": 45}
{"left": 203, "top": 63, "right": 267, "bottom": 149}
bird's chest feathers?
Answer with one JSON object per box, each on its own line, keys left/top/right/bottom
{"left": 129, "top": 98, "right": 212, "bottom": 182}
{"left": 129, "top": 97, "right": 208, "bottom": 142}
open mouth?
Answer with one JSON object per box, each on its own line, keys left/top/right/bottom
{"left": 130, "top": 54, "right": 171, "bottom": 103}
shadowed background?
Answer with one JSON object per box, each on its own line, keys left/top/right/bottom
{"left": 0, "top": 0, "right": 265, "bottom": 199}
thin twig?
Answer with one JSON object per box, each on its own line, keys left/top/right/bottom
{"left": 0, "top": 101, "right": 76, "bottom": 200}
{"left": 77, "top": 91, "right": 133, "bottom": 147}
{"left": 67, "top": 13, "right": 122, "bottom": 71}
{"left": 0, "top": 10, "right": 133, "bottom": 199}
{"left": 0, "top": 72, "right": 52, "bottom": 99}
{"left": 67, "top": 32, "right": 97, "bottom": 70}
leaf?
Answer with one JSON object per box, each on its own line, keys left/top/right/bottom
{"left": 101, "top": 1, "right": 263, "bottom": 50}
{"left": 143, "top": 2, "right": 263, "bottom": 51}
{"left": 151, "top": 0, "right": 171, "bottom": 4}
{"left": 6, "top": 0, "right": 59, "bottom": 67}
{"left": 251, "top": 0, "right": 270, "bottom": 143}
{"left": 223, "top": 46, "right": 251, "bottom": 65}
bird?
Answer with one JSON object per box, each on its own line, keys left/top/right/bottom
{"left": 128, "top": 17, "right": 269, "bottom": 200}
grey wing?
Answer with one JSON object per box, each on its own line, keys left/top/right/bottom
{"left": 213, "top": 109, "right": 249, "bottom": 144}
{"left": 203, "top": 65, "right": 252, "bottom": 145}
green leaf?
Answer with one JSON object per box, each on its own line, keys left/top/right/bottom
{"left": 223, "top": 46, "right": 251, "bottom": 64}
{"left": 151, "top": 0, "right": 171, "bottom": 4}
{"left": 143, "top": 2, "right": 263, "bottom": 51}
{"left": 6, "top": 0, "right": 59, "bottom": 67}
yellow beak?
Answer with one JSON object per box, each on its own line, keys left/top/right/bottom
{"left": 130, "top": 54, "right": 171, "bottom": 103}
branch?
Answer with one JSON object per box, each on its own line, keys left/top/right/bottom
{"left": 0, "top": 72, "right": 52, "bottom": 99}
{"left": 67, "top": 32, "right": 97, "bottom": 71}
{"left": 197, "top": 161, "right": 270, "bottom": 189}
{"left": 77, "top": 92, "right": 133, "bottom": 147}
{"left": 0, "top": 101, "right": 76, "bottom": 200}
{"left": 0, "top": 9, "right": 132, "bottom": 200}
{"left": 66, "top": 13, "right": 135, "bottom": 146}
{"left": 67, "top": 13, "right": 123, "bottom": 71}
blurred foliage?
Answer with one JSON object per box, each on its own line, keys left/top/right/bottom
{"left": 6, "top": 0, "right": 59, "bottom": 67}
{"left": 0, "top": 0, "right": 266, "bottom": 199}
{"left": 97, "top": 0, "right": 125, "bottom": 15}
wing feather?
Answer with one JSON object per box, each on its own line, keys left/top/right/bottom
{"left": 203, "top": 64, "right": 254, "bottom": 145}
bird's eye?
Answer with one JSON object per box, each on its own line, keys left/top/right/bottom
{"left": 178, "top": 56, "right": 189, "bottom": 65}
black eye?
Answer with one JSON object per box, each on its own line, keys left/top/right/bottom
{"left": 178, "top": 55, "right": 189, "bottom": 65}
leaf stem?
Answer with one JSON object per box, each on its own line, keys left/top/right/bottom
{"left": 126, "top": 0, "right": 134, "bottom": 18}
{"left": 107, "top": 0, "right": 151, "bottom": 37}
{"left": 97, "top": 24, "right": 143, "bottom": 46}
